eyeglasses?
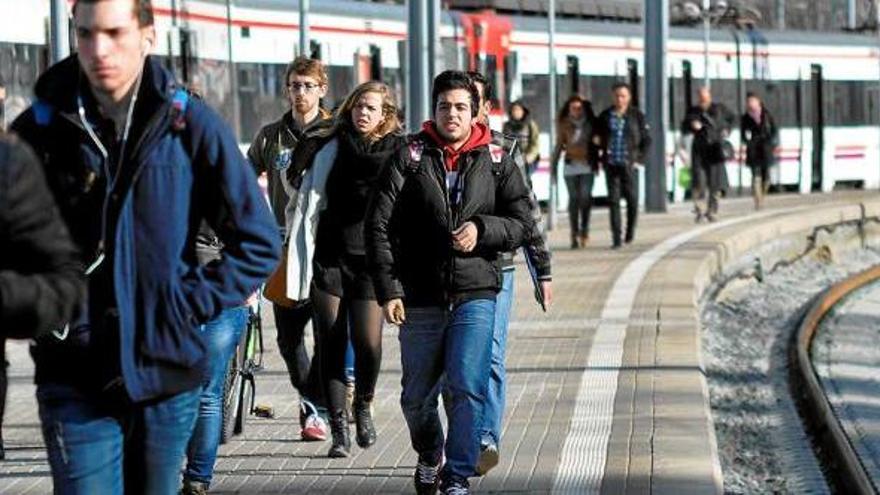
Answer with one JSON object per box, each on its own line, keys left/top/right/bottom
{"left": 287, "top": 82, "right": 320, "bottom": 93}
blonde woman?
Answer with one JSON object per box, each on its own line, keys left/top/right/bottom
{"left": 311, "top": 81, "right": 404, "bottom": 457}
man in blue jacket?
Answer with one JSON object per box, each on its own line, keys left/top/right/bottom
{"left": 12, "top": 0, "right": 280, "bottom": 492}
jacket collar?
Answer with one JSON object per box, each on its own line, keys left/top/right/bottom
{"left": 35, "top": 55, "right": 177, "bottom": 127}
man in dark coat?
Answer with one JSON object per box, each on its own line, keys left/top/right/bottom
{"left": 594, "top": 82, "right": 651, "bottom": 248}
{"left": 12, "top": 0, "right": 279, "bottom": 491}
{"left": 366, "top": 70, "right": 533, "bottom": 495}
{"left": 0, "top": 134, "right": 84, "bottom": 460}
{"left": 682, "top": 86, "right": 735, "bottom": 222}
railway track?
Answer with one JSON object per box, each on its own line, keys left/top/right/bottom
{"left": 790, "top": 264, "right": 880, "bottom": 495}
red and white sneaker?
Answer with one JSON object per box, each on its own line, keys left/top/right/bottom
{"left": 300, "top": 402, "right": 327, "bottom": 442}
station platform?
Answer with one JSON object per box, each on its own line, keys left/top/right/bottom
{"left": 1, "top": 190, "right": 878, "bottom": 494}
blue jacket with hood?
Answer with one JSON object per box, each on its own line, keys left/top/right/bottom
{"left": 12, "top": 55, "right": 280, "bottom": 402}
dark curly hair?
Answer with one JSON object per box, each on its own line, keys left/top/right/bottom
{"left": 431, "top": 70, "right": 480, "bottom": 118}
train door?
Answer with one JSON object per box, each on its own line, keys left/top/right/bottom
{"left": 810, "top": 64, "right": 824, "bottom": 191}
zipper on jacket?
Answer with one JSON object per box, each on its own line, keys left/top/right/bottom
{"left": 433, "top": 148, "right": 455, "bottom": 301}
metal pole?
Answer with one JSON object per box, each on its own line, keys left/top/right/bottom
{"left": 848, "top": 0, "right": 857, "bottom": 30}
{"left": 645, "top": 0, "right": 669, "bottom": 212}
{"left": 702, "top": 0, "right": 711, "bottom": 88}
{"left": 226, "top": 0, "right": 241, "bottom": 139}
{"left": 300, "top": 0, "right": 310, "bottom": 57}
{"left": 50, "top": 0, "right": 70, "bottom": 63}
{"left": 777, "top": 0, "right": 785, "bottom": 29}
{"left": 548, "top": 0, "right": 558, "bottom": 230}
{"left": 427, "top": 0, "right": 441, "bottom": 77}
{"left": 406, "top": 0, "right": 430, "bottom": 131}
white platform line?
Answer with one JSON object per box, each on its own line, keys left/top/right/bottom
{"left": 551, "top": 207, "right": 804, "bottom": 494}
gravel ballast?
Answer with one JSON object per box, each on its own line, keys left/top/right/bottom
{"left": 701, "top": 240, "right": 880, "bottom": 494}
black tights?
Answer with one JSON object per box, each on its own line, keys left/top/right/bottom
{"left": 312, "top": 287, "right": 384, "bottom": 414}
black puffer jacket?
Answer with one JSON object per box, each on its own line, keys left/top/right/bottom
{"left": 366, "top": 129, "right": 534, "bottom": 307}
{"left": 0, "top": 134, "right": 84, "bottom": 338}
{"left": 317, "top": 125, "right": 404, "bottom": 259}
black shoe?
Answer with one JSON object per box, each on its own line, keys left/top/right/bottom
{"left": 570, "top": 236, "right": 579, "bottom": 249}
{"left": 611, "top": 241, "right": 622, "bottom": 250}
{"left": 354, "top": 399, "right": 377, "bottom": 449}
{"left": 624, "top": 232, "right": 634, "bottom": 244}
{"left": 414, "top": 459, "right": 441, "bottom": 495}
{"left": 441, "top": 476, "right": 470, "bottom": 494}
{"left": 0, "top": 439, "right": 5, "bottom": 461}
{"left": 327, "top": 412, "right": 351, "bottom": 458}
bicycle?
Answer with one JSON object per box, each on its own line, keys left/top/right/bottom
{"left": 220, "top": 294, "right": 265, "bottom": 443}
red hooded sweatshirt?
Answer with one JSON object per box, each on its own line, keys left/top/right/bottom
{"left": 422, "top": 121, "right": 492, "bottom": 171}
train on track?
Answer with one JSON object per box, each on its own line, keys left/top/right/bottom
{"left": 2, "top": 0, "right": 879, "bottom": 203}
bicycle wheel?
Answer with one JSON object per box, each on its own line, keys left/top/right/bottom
{"left": 234, "top": 371, "right": 253, "bottom": 435}
{"left": 220, "top": 332, "right": 246, "bottom": 443}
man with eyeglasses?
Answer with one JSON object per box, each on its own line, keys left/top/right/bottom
{"left": 248, "top": 56, "right": 336, "bottom": 442}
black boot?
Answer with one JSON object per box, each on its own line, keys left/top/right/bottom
{"left": 327, "top": 411, "right": 351, "bottom": 458}
{"left": 355, "top": 399, "right": 377, "bottom": 449}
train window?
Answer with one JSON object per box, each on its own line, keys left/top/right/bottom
{"left": 241, "top": 26, "right": 251, "bottom": 38}
{"left": 485, "top": 55, "right": 502, "bottom": 110}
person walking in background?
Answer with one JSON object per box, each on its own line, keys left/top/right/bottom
{"left": 0, "top": 134, "right": 84, "bottom": 462}
{"left": 12, "top": 0, "right": 279, "bottom": 491}
{"left": 741, "top": 92, "right": 779, "bottom": 210}
{"left": 682, "top": 86, "right": 735, "bottom": 222}
{"left": 181, "top": 224, "right": 251, "bottom": 495}
{"left": 469, "top": 72, "right": 552, "bottom": 475}
{"left": 594, "top": 82, "right": 651, "bottom": 249}
{"left": 551, "top": 95, "right": 598, "bottom": 249}
{"left": 366, "top": 71, "right": 533, "bottom": 495}
{"left": 311, "top": 81, "right": 404, "bottom": 458}
{"left": 502, "top": 100, "right": 540, "bottom": 183}
{"left": 248, "top": 56, "right": 336, "bottom": 442}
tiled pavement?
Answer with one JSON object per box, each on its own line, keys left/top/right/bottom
{"left": 0, "top": 191, "right": 876, "bottom": 494}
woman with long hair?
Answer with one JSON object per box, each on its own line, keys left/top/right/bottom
{"left": 551, "top": 95, "right": 597, "bottom": 249}
{"left": 311, "top": 81, "right": 404, "bottom": 457}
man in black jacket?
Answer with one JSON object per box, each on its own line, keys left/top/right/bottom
{"left": 469, "top": 71, "right": 551, "bottom": 474}
{"left": 0, "top": 134, "right": 84, "bottom": 460}
{"left": 366, "top": 71, "right": 533, "bottom": 495}
{"left": 594, "top": 82, "right": 651, "bottom": 248}
{"left": 682, "top": 86, "right": 735, "bottom": 222}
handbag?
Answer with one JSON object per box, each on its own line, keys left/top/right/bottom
{"left": 262, "top": 250, "right": 298, "bottom": 308}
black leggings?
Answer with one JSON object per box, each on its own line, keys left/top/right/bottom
{"left": 565, "top": 173, "right": 594, "bottom": 237}
{"left": 312, "top": 286, "right": 384, "bottom": 413}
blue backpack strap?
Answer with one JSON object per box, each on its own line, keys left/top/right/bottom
{"left": 170, "top": 87, "right": 190, "bottom": 132}
{"left": 32, "top": 99, "right": 55, "bottom": 127}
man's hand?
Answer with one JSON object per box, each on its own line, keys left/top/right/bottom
{"left": 383, "top": 298, "right": 406, "bottom": 325}
{"left": 691, "top": 120, "right": 703, "bottom": 132}
{"left": 541, "top": 280, "right": 553, "bottom": 308}
{"left": 451, "top": 221, "right": 479, "bottom": 253}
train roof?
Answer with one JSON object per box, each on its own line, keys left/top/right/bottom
{"left": 183, "top": 0, "right": 880, "bottom": 48}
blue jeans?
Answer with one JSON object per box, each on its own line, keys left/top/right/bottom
{"left": 399, "top": 299, "right": 495, "bottom": 481}
{"left": 482, "top": 270, "right": 514, "bottom": 446}
{"left": 184, "top": 306, "right": 248, "bottom": 486}
{"left": 37, "top": 383, "right": 200, "bottom": 495}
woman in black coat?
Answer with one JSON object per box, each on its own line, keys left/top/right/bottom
{"left": 741, "top": 92, "right": 779, "bottom": 210}
{"left": 311, "top": 82, "right": 405, "bottom": 458}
